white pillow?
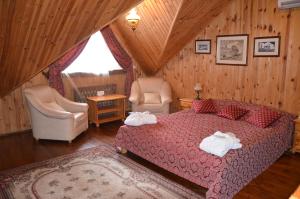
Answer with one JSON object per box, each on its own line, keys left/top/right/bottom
{"left": 144, "top": 93, "right": 161, "bottom": 104}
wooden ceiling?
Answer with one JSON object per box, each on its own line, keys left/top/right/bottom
{"left": 0, "top": 0, "right": 230, "bottom": 96}
{"left": 111, "top": 0, "right": 231, "bottom": 74}
{"left": 0, "top": 0, "right": 142, "bottom": 97}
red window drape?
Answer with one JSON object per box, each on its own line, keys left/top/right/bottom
{"left": 48, "top": 39, "right": 89, "bottom": 96}
{"left": 101, "top": 26, "right": 134, "bottom": 97}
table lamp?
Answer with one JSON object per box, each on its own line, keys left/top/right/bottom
{"left": 194, "top": 83, "right": 202, "bottom": 100}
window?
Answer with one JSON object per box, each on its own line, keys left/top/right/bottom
{"left": 62, "top": 31, "right": 122, "bottom": 75}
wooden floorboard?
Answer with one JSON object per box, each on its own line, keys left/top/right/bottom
{"left": 0, "top": 121, "right": 299, "bottom": 199}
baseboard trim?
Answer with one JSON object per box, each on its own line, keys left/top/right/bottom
{"left": 0, "top": 129, "right": 32, "bottom": 138}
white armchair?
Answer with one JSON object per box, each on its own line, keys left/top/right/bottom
{"left": 129, "top": 78, "right": 172, "bottom": 114}
{"left": 23, "top": 85, "right": 88, "bottom": 143}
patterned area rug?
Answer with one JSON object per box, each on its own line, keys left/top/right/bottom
{"left": 0, "top": 143, "right": 203, "bottom": 199}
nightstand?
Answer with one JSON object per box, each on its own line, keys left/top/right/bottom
{"left": 292, "top": 118, "right": 300, "bottom": 153}
{"left": 179, "top": 98, "right": 193, "bottom": 110}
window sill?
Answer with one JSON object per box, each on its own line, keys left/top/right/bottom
{"left": 109, "top": 69, "right": 126, "bottom": 75}
{"left": 62, "top": 69, "right": 126, "bottom": 77}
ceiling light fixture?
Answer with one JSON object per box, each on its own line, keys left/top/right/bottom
{"left": 126, "top": 8, "right": 140, "bottom": 31}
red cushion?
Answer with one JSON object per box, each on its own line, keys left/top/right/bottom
{"left": 217, "top": 105, "right": 248, "bottom": 120}
{"left": 192, "top": 99, "right": 217, "bottom": 113}
{"left": 245, "top": 108, "right": 281, "bottom": 128}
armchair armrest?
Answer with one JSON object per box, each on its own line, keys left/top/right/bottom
{"left": 40, "top": 105, "right": 74, "bottom": 119}
{"left": 26, "top": 94, "right": 73, "bottom": 119}
{"left": 129, "top": 81, "right": 141, "bottom": 105}
{"left": 54, "top": 90, "right": 88, "bottom": 113}
{"left": 160, "top": 82, "right": 172, "bottom": 105}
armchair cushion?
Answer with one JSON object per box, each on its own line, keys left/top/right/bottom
{"left": 144, "top": 93, "right": 161, "bottom": 104}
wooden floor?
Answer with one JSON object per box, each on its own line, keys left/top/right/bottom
{"left": 0, "top": 121, "right": 299, "bottom": 199}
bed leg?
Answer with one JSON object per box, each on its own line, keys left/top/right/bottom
{"left": 117, "top": 147, "right": 127, "bottom": 154}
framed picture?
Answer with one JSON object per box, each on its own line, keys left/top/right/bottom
{"left": 195, "top": 40, "right": 211, "bottom": 54}
{"left": 253, "top": 36, "right": 280, "bottom": 57}
{"left": 216, "top": 34, "right": 249, "bottom": 65}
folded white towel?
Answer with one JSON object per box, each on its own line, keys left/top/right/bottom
{"left": 124, "top": 111, "right": 157, "bottom": 126}
{"left": 199, "top": 131, "right": 242, "bottom": 157}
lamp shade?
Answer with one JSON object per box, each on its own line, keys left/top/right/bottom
{"left": 194, "top": 83, "right": 202, "bottom": 91}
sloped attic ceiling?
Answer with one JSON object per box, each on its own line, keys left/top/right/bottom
{"left": 111, "top": 0, "right": 231, "bottom": 75}
{"left": 0, "top": 0, "right": 230, "bottom": 97}
{"left": 0, "top": 0, "right": 142, "bottom": 97}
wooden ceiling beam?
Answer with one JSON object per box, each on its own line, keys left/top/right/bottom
{"left": 0, "top": 0, "right": 143, "bottom": 97}
{"left": 159, "top": 0, "right": 231, "bottom": 65}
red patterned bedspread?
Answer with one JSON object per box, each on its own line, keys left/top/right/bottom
{"left": 115, "top": 100, "right": 295, "bottom": 199}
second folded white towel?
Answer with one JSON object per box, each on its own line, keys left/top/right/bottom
{"left": 199, "top": 131, "right": 242, "bottom": 157}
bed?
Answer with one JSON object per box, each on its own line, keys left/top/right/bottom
{"left": 115, "top": 100, "right": 295, "bottom": 199}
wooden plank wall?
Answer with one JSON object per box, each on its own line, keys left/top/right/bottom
{"left": 135, "top": 0, "right": 300, "bottom": 114}
{"left": 0, "top": 74, "right": 48, "bottom": 135}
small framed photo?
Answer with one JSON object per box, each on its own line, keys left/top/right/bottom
{"left": 195, "top": 40, "right": 211, "bottom": 54}
{"left": 216, "top": 34, "right": 249, "bottom": 66}
{"left": 253, "top": 36, "right": 280, "bottom": 57}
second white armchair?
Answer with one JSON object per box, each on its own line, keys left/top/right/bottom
{"left": 129, "top": 77, "right": 172, "bottom": 114}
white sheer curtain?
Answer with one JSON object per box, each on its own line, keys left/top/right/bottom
{"left": 62, "top": 31, "right": 121, "bottom": 75}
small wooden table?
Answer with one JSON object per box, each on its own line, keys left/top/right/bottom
{"left": 87, "top": 94, "right": 126, "bottom": 127}
{"left": 179, "top": 98, "right": 193, "bottom": 110}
